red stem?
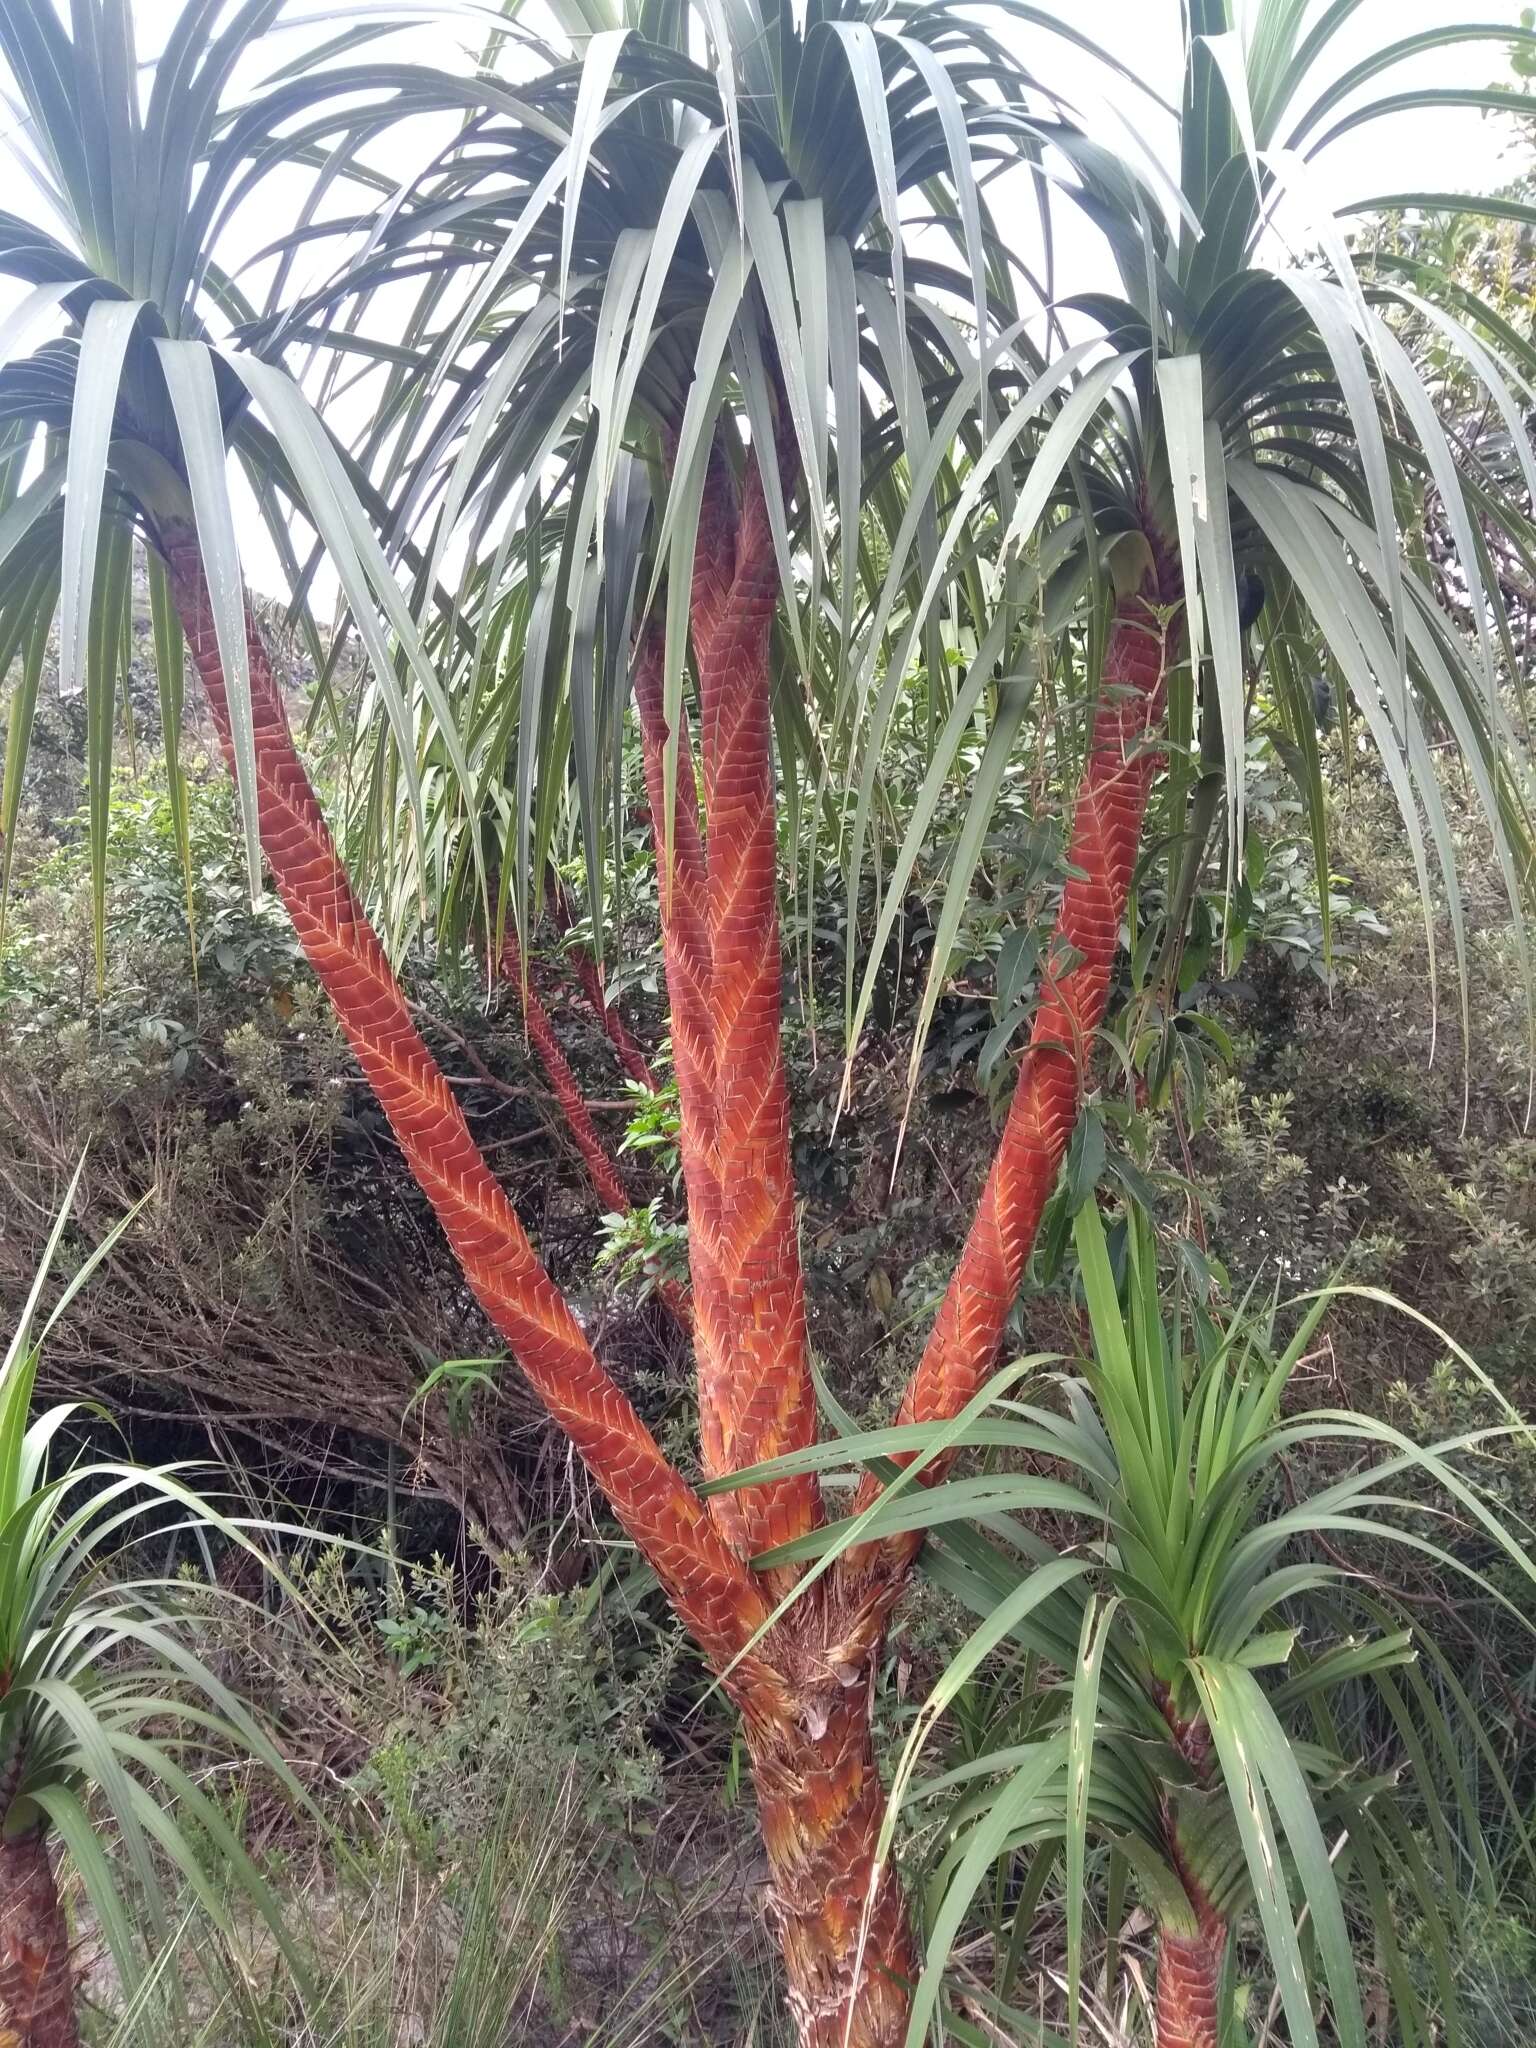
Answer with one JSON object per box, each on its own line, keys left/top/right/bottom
{"left": 497, "top": 929, "right": 691, "bottom": 1329}
{"left": 159, "top": 525, "right": 764, "bottom": 1671}
{"left": 749, "top": 1679, "right": 917, "bottom": 2046}
{"left": 574, "top": 948, "right": 657, "bottom": 1089}
{"left": 693, "top": 455, "right": 820, "bottom": 1558}
{"left": 846, "top": 578, "right": 1176, "bottom": 1589}
{"left": 545, "top": 877, "right": 659, "bottom": 1091}
{"left": 632, "top": 632, "right": 741, "bottom": 1520}
{"left": 1155, "top": 1917, "right": 1227, "bottom": 2048}
{"left": 498, "top": 929, "right": 634, "bottom": 1218}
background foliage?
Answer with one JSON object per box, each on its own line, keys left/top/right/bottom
{"left": 2, "top": 525, "right": 1534, "bottom": 2040}
{"left": 3, "top": 5, "right": 1536, "bottom": 2042}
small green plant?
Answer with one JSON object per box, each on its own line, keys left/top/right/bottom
{"left": 403, "top": 1352, "right": 503, "bottom": 1441}
{"left": 587, "top": 1077, "right": 691, "bottom": 1299}
{"left": 891, "top": 1207, "right": 1536, "bottom": 2046}
{"left": 749, "top": 1202, "right": 1536, "bottom": 2047}
{"left": 0, "top": 1163, "right": 306, "bottom": 2048}
{"left": 615, "top": 1073, "right": 683, "bottom": 1184}
{"left": 595, "top": 1196, "right": 691, "bottom": 1301}
{"left": 375, "top": 1600, "right": 454, "bottom": 1678}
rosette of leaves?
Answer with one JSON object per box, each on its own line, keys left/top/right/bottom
{"left": 736, "top": 1202, "right": 1536, "bottom": 2047}
{"left": 0, "top": 1164, "right": 307, "bottom": 2048}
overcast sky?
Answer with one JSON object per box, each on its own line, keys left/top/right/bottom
{"left": 242, "top": 0, "right": 1535, "bottom": 591}
{"left": 5, "top": 1, "right": 1531, "bottom": 598}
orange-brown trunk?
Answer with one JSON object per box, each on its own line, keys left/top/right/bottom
{"left": 747, "top": 1680, "right": 915, "bottom": 2047}
{"left": 693, "top": 479, "right": 819, "bottom": 1558}
{"left": 158, "top": 526, "right": 765, "bottom": 1674}
{"left": 545, "top": 881, "right": 658, "bottom": 1091}
{"left": 0, "top": 1828, "right": 79, "bottom": 2048}
{"left": 160, "top": 502, "right": 901, "bottom": 2047}
{"left": 843, "top": 570, "right": 1177, "bottom": 1605}
{"left": 496, "top": 928, "right": 634, "bottom": 1219}
{"left": 630, "top": 450, "right": 822, "bottom": 1566}
{"left": 883, "top": 584, "right": 1174, "bottom": 1446}
{"left": 1155, "top": 1916, "right": 1226, "bottom": 2048}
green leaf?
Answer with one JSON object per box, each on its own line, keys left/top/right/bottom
{"left": 0, "top": 280, "right": 82, "bottom": 366}
{"left": 1273, "top": 269, "right": 1404, "bottom": 679}
{"left": 906, "top": 1738, "right": 1068, "bottom": 2048}
{"left": 1066, "top": 1594, "right": 1117, "bottom": 2046}
{"left": 0, "top": 571, "right": 58, "bottom": 925}
{"left": 559, "top": 27, "right": 631, "bottom": 325}
{"left": 1210, "top": 1663, "right": 1365, "bottom": 2048}
{"left": 59, "top": 299, "right": 142, "bottom": 705}
{"left": 220, "top": 350, "right": 478, "bottom": 902}
{"left": 155, "top": 337, "right": 260, "bottom": 896}
{"left": 0, "top": 459, "right": 67, "bottom": 584}
{"left": 1190, "top": 1658, "right": 1319, "bottom": 2048}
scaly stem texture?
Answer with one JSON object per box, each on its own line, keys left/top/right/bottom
{"left": 1155, "top": 1917, "right": 1227, "bottom": 2048}
{"left": 640, "top": 442, "right": 912, "bottom": 2036}
{"left": 632, "top": 633, "right": 739, "bottom": 1501}
{"left": 847, "top": 580, "right": 1175, "bottom": 1571}
{"left": 495, "top": 930, "right": 690, "bottom": 1328}
{"left": 546, "top": 877, "right": 659, "bottom": 1090}
{"left": 1155, "top": 1699, "right": 1226, "bottom": 2048}
{"left": 631, "top": 444, "right": 820, "bottom": 1559}
{"left": 693, "top": 457, "right": 820, "bottom": 1557}
{"left": 573, "top": 950, "right": 657, "bottom": 1090}
{"left": 159, "top": 526, "right": 762, "bottom": 1674}
{"left": 0, "top": 1829, "right": 79, "bottom": 2048}
{"left": 748, "top": 1674, "right": 916, "bottom": 2048}
{"left": 497, "top": 929, "right": 634, "bottom": 1219}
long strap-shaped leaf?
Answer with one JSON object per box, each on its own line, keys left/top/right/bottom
{"left": 155, "top": 523, "right": 764, "bottom": 1674}
{"left": 847, "top": 576, "right": 1179, "bottom": 1592}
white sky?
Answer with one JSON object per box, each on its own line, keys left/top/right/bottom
{"left": 4, "top": 1, "right": 1531, "bottom": 599}
{"left": 239, "top": 0, "right": 1534, "bottom": 593}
